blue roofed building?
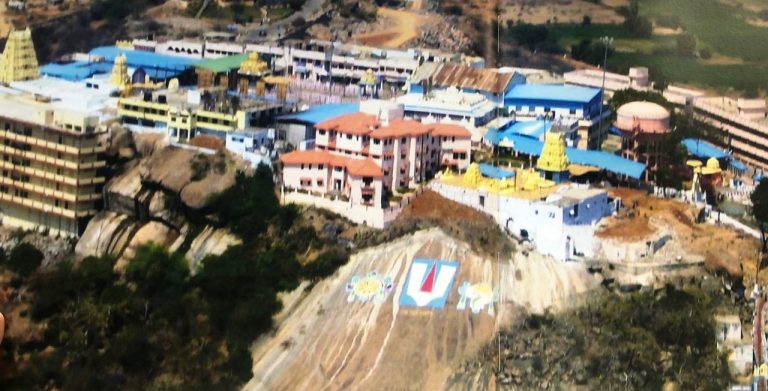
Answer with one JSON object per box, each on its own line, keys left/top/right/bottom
{"left": 276, "top": 102, "right": 360, "bottom": 148}
{"left": 407, "top": 63, "right": 525, "bottom": 109}
{"left": 504, "top": 84, "right": 607, "bottom": 149}
{"left": 89, "top": 46, "right": 198, "bottom": 82}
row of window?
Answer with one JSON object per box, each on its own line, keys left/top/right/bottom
{"left": 513, "top": 105, "right": 579, "bottom": 115}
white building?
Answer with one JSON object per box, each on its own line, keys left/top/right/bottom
{"left": 564, "top": 67, "right": 651, "bottom": 94}
{"left": 396, "top": 86, "right": 497, "bottom": 128}
{"left": 432, "top": 182, "right": 617, "bottom": 261}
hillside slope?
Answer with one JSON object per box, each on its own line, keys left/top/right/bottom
{"left": 245, "top": 228, "right": 597, "bottom": 390}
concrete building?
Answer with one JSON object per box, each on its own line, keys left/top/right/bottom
{"left": 432, "top": 162, "right": 618, "bottom": 261}
{"left": 225, "top": 129, "right": 273, "bottom": 167}
{"left": 504, "top": 84, "right": 606, "bottom": 149}
{"left": 407, "top": 63, "right": 524, "bottom": 109}
{"left": 117, "top": 88, "right": 284, "bottom": 141}
{"left": 396, "top": 86, "right": 497, "bottom": 128}
{"left": 564, "top": 67, "right": 650, "bottom": 94}
{"left": 276, "top": 103, "right": 359, "bottom": 148}
{"left": 690, "top": 96, "right": 768, "bottom": 170}
{"left": 0, "top": 92, "right": 106, "bottom": 236}
{"left": 279, "top": 101, "right": 473, "bottom": 215}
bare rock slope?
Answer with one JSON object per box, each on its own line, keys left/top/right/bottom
{"left": 246, "top": 228, "right": 597, "bottom": 391}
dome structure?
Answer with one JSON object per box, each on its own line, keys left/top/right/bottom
{"left": 614, "top": 101, "right": 671, "bottom": 134}
{"left": 131, "top": 67, "right": 147, "bottom": 84}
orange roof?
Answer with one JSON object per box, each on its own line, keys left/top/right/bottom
{"left": 346, "top": 158, "right": 384, "bottom": 178}
{"left": 280, "top": 150, "right": 383, "bottom": 177}
{"left": 371, "top": 119, "right": 429, "bottom": 139}
{"left": 280, "top": 150, "right": 334, "bottom": 165}
{"left": 315, "top": 112, "right": 380, "bottom": 136}
{"left": 429, "top": 123, "right": 472, "bottom": 138}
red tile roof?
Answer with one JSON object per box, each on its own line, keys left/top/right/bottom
{"left": 371, "top": 119, "right": 430, "bottom": 139}
{"left": 346, "top": 158, "right": 384, "bottom": 178}
{"left": 428, "top": 123, "right": 472, "bottom": 138}
{"left": 280, "top": 150, "right": 383, "bottom": 178}
{"left": 315, "top": 112, "right": 380, "bottom": 136}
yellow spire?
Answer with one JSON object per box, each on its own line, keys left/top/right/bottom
{"left": 0, "top": 27, "right": 39, "bottom": 83}
{"left": 701, "top": 157, "right": 722, "bottom": 175}
{"left": 462, "top": 163, "right": 482, "bottom": 187}
{"left": 537, "top": 132, "right": 569, "bottom": 172}
{"left": 239, "top": 52, "right": 268, "bottom": 76}
{"left": 109, "top": 53, "right": 130, "bottom": 88}
{"left": 360, "top": 69, "right": 376, "bottom": 85}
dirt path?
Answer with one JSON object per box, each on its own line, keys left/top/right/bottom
{"left": 354, "top": 2, "right": 432, "bottom": 48}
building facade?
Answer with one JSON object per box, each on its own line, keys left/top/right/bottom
{"left": 118, "top": 88, "right": 284, "bottom": 141}
{"left": 0, "top": 93, "right": 106, "bottom": 236}
{"left": 280, "top": 106, "right": 473, "bottom": 209}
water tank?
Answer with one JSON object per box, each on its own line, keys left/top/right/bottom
{"left": 614, "top": 101, "right": 670, "bottom": 134}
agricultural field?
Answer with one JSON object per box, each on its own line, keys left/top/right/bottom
{"left": 546, "top": 0, "right": 768, "bottom": 95}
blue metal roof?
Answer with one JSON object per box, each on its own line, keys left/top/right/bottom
{"left": 89, "top": 46, "right": 197, "bottom": 78}
{"left": 486, "top": 131, "right": 646, "bottom": 179}
{"left": 479, "top": 163, "right": 516, "bottom": 179}
{"left": 504, "top": 84, "right": 602, "bottom": 104}
{"left": 40, "top": 61, "right": 113, "bottom": 81}
{"left": 277, "top": 103, "right": 360, "bottom": 125}
{"left": 730, "top": 159, "right": 747, "bottom": 171}
{"left": 681, "top": 138, "right": 730, "bottom": 159}
{"left": 505, "top": 120, "right": 553, "bottom": 139}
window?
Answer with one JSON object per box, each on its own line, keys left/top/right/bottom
{"left": 479, "top": 195, "right": 485, "bottom": 207}
{"left": 317, "top": 179, "right": 324, "bottom": 186}
{"left": 318, "top": 164, "right": 324, "bottom": 169}
{"left": 572, "top": 204, "right": 579, "bottom": 217}
{"left": 544, "top": 107, "right": 551, "bottom": 112}
{"left": 301, "top": 164, "right": 305, "bottom": 169}
{"left": 373, "top": 139, "right": 380, "bottom": 145}
{"left": 569, "top": 109, "right": 576, "bottom": 115}
{"left": 401, "top": 137, "right": 406, "bottom": 143}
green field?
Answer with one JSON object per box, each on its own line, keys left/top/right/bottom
{"left": 548, "top": 0, "right": 768, "bottom": 94}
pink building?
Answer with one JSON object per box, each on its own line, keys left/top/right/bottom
{"left": 280, "top": 111, "right": 472, "bottom": 207}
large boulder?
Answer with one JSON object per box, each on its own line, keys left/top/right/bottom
{"left": 115, "top": 221, "right": 181, "bottom": 270}
{"left": 179, "top": 225, "right": 241, "bottom": 270}
{"left": 75, "top": 211, "right": 140, "bottom": 259}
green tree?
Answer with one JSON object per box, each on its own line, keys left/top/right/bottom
{"left": 7, "top": 243, "right": 43, "bottom": 278}
{"left": 752, "top": 179, "right": 768, "bottom": 252}
{"left": 676, "top": 33, "right": 697, "bottom": 57}
{"left": 209, "top": 165, "right": 280, "bottom": 238}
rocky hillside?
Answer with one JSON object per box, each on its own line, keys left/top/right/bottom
{"left": 245, "top": 228, "right": 598, "bottom": 390}
{"left": 75, "top": 127, "right": 243, "bottom": 269}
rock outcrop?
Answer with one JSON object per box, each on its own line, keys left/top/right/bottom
{"left": 245, "top": 228, "right": 597, "bottom": 391}
{"left": 77, "top": 128, "right": 247, "bottom": 267}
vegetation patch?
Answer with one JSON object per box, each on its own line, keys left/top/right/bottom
{"left": 467, "top": 284, "right": 733, "bottom": 389}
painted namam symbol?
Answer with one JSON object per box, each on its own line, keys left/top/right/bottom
{"left": 457, "top": 281, "right": 498, "bottom": 316}
{"left": 346, "top": 272, "right": 394, "bottom": 303}
{"left": 399, "top": 258, "right": 459, "bottom": 309}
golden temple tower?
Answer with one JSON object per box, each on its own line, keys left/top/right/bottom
{"left": 536, "top": 132, "right": 570, "bottom": 183}
{"left": 0, "top": 27, "right": 39, "bottom": 83}
{"left": 109, "top": 54, "right": 130, "bottom": 89}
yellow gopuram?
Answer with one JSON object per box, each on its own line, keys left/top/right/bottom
{"left": 536, "top": 132, "right": 570, "bottom": 183}
{"left": 109, "top": 54, "right": 130, "bottom": 90}
{"left": 441, "top": 162, "right": 555, "bottom": 199}
{"left": 239, "top": 52, "right": 269, "bottom": 76}
{"left": 0, "top": 27, "right": 39, "bottom": 84}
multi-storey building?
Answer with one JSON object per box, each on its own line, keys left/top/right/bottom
{"left": 0, "top": 92, "right": 106, "bottom": 236}
{"left": 117, "top": 88, "right": 284, "bottom": 141}
{"left": 280, "top": 103, "right": 472, "bottom": 207}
